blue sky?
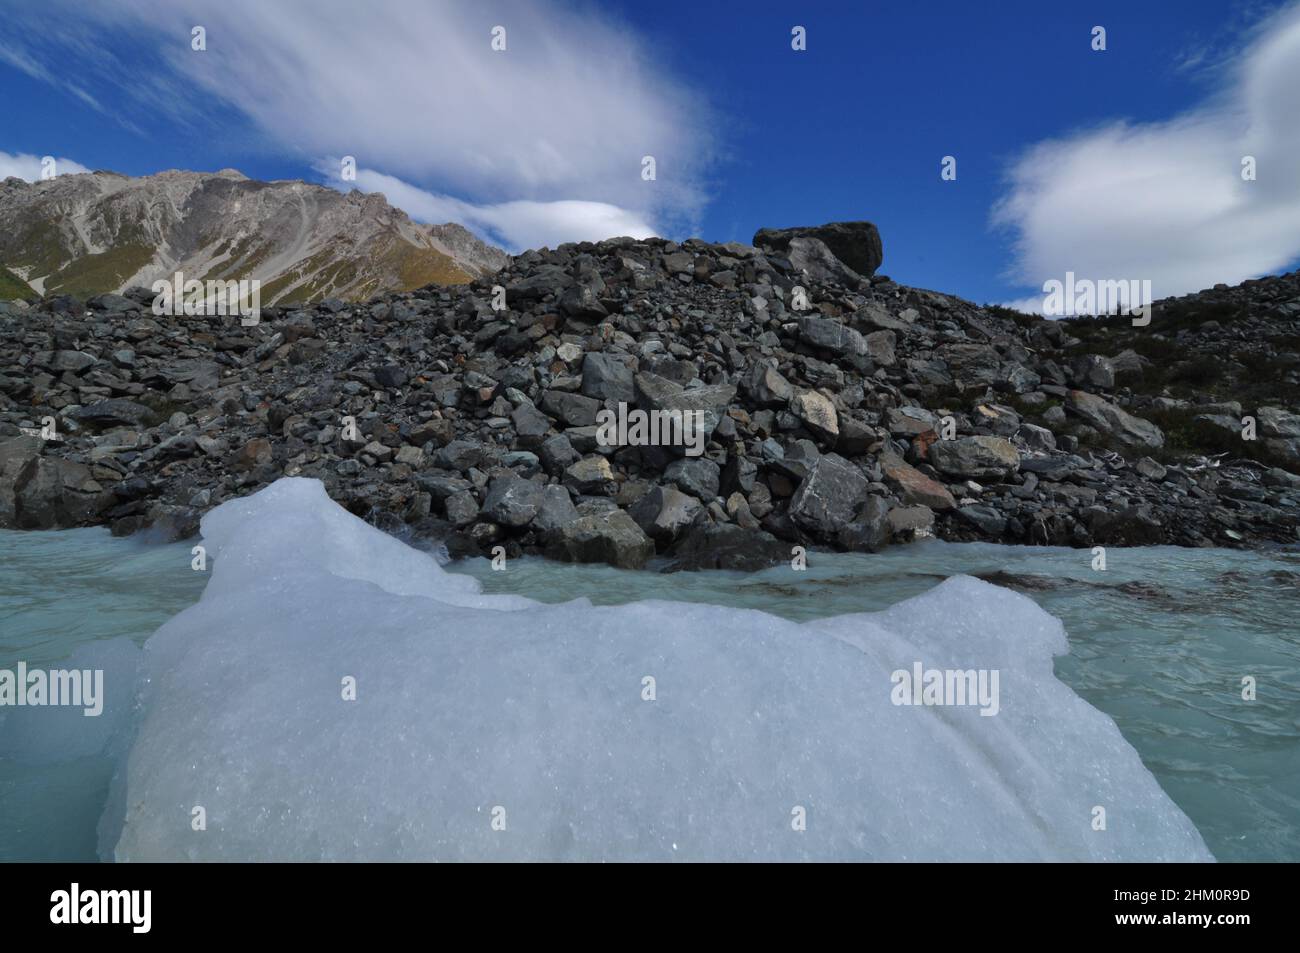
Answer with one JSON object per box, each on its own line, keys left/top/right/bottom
{"left": 3, "top": 0, "right": 1299, "bottom": 308}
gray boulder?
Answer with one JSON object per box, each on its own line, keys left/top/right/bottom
{"left": 11, "top": 455, "right": 110, "bottom": 529}
{"left": 541, "top": 390, "right": 603, "bottom": 427}
{"left": 788, "top": 452, "right": 868, "bottom": 537}
{"left": 532, "top": 485, "right": 580, "bottom": 537}
{"left": 633, "top": 372, "right": 735, "bottom": 441}
{"left": 549, "top": 509, "right": 655, "bottom": 569}
{"left": 790, "top": 389, "right": 839, "bottom": 442}
{"left": 1072, "top": 355, "right": 1116, "bottom": 390}
{"left": 664, "top": 458, "right": 721, "bottom": 500}
{"left": 662, "top": 523, "right": 790, "bottom": 572}
{"left": 798, "top": 316, "right": 867, "bottom": 356}
{"left": 444, "top": 490, "right": 480, "bottom": 527}
{"left": 836, "top": 497, "right": 891, "bottom": 552}
{"left": 753, "top": 221, "right": 883, "bottom": 277}
{"left": 581, "top": 351, "right": 636, "bottom": 403}
{"left": 563, "top": 456, "right": 617, "bottom": 495}
{"left": 928, "top": 436, "right": 1021, "bottom": 479}
{"left": 1066, "top": 391, "right": 1164, "bottom": 449}
{"left": 72, "top": 399, "right": 154, "bottom": 430}
{"left": 510, "top": 402, "right": 552, "bottom": 449}
{"left": 743, "top": 363, "right": 795, "bottom": 408}
{"left": 481, "top": 474, "right": 544, "bottom": 527}
{"left": 629, "top": 484, "right": 705, "bottom": 544}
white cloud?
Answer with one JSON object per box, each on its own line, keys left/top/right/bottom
{"left": 8, "top": 0, "right": 714, "bottom": 251}
{"left": 999, "top": 296, "right": 1047, "bottom": 316}
{"left": 993, "top": 3, "right": 1300, "bottom": 308}
{"left": 317, "top": 162, "right": 656, "bottom": 251}
{"left": 0, "top": 150, "right": 91, "bottom": 181}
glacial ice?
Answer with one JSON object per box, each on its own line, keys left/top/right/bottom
{"left": 105, "top": 477, "right": 1213, "bottom": 861}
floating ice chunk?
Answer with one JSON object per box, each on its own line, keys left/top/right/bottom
{"left": 107, "top": 477, "right": 1213, "bottom": 861}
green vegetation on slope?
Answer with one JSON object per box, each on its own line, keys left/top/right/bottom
{"left": 0, "top": 264, "right": 37, "bottom": 302}
{"left": 44, "top": 244, "right": 156, "bottom": 298}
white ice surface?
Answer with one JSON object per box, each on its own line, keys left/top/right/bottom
{"left": 105, "top": 478, "right": 1213, "bottom": 861}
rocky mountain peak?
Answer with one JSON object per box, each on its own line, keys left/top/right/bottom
{"left": 0, "top": 168, "right": 507, "bottom": 303}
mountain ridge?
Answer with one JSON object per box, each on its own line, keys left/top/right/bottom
{"left": 0, "top": 168, "right": 508, "bottom": 304}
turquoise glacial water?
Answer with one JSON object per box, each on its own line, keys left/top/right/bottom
{"left": 1, "top": 527, "right": 1297, "bottom": 861}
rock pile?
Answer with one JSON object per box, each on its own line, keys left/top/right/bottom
{"left": 2, "top": 221, "right": 1299, "bottom": 569}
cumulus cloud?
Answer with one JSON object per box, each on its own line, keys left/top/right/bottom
{"left": 0, "top": 150, "right": 91, "bottom": 181}
{"left": 316, "top": 161, "right": 656, "bottom": 251}
{"left": 994, "top": 3, "right": 1300, "bottom": 309}
{"left": 5, "top": 0, "right": 714, "bottom": 250}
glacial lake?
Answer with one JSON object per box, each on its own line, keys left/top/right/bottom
{"left": 2, "top": 526, "right": 1297, "bottom": 862}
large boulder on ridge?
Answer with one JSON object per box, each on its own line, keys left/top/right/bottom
{"left": 753, "top": 221, "right": 883, "bottom": 278}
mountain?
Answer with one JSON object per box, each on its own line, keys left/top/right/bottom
{"left": 1, "top": 222, "right": 1298, "bottom": 564}
{"left": 0, "top": 169, "right": 508, "bottom": 304}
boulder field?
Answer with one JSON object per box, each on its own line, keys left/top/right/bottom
{"left": 2, "top": 221, "right": 1299, "bottom": 569}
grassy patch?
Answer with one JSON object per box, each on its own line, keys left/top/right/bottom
{"left": 1145, "top": 406, "right": 1292, "bottom": 467}
{"left": 45, "top": 243, "right": 155, "bottom": 298}
{"left": 0, "top": 264, "right": 37, "bottom": 302}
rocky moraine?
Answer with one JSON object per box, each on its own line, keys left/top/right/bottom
{"left": 3, "top": 221, "right": 1300, "bottom": 570}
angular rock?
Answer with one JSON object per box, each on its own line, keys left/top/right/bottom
{"left": 798, "top": 316, "right": 867, "bottom": 356}
{"left": 881, "top": 456, "right": 956, "bottom": 511}
{"left": 444, "top": 490, "right": 480, "bottom": 527}
{"left": 481, "top": 474, "right": 544, "bottom": 527}
{"left": 1072, "top": 355, "right": 1116, "bottom": 391}
{"left": 532, "top": 485, "right": 580, "bottom": 536}
{"left": 787, "top": 452, "right": 868, "bottom": 537}
{"left": 885, "top": 406, "right": 938, "bottom": 437}
{"left": 753, "top": 221, "right": 883, "bottom": 277}
{"left": 511, "top": 402, "right": 552, "bottom": 449}
{"left": 629, "top": 484, "right": 705, "bottom": 544}
{"left": 1016, "top": 423, "right": 1057, "bottom": 452}
{"left": 71, "top": 399, "right": 155, "bottom": 430}
{"left": 1066, "top": 391, "right": 1164, "bottom": 449}
{"left": 549, "top": 508, "right": 654, "bottom": 569}
{"left": 541, "top": 390, "right": 603, "bottom": 428}
{"left": 743, "top": 363, "right": 795, "bottom": 408}
{"left": 633, "top": 372, "right": 735, "bottom": 441}
{"left": 790, "top": 389, "right": 839, "bottom": 442}
{"left": 662, "top": 523, "right": 791, "bottom": 572}
{"left": 864, "top": 330, "right": 896, "bottom": 367}
{"left": 958, "top": 504, "right": 1008, "bottom": 536}
{"left": 928, "top": 436, "right": 1020, "bottom": 480}
{"left": 580, "top": 351, "right": 635, "bottom": 403}
{"left": 563, "top": 455, "right": 617, "bottom": 495}
{"left": 663, "top": 457, "right": 721, "bottom": 500}
{"left": 836, "top": 497, "right": 891, "bottom": 552}
{"left": 12, "top": 455, "right": 109, "bottom": 529}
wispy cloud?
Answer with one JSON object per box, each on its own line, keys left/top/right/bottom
{"left": 5, "top": 0, "right": 716, "bottom": 251}
{"left": 994, "top": 2, "right": 1300, "bottom": 308}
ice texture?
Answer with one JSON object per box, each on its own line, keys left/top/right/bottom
{"left": 106, "top": 478, "right": 1213, "bottom": 861}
